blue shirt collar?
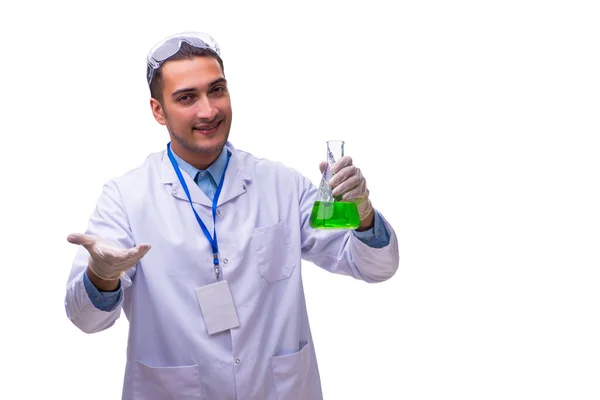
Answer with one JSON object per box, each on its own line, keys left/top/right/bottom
{"left": 170, "top": 146, "right": 229, "bottom": 184}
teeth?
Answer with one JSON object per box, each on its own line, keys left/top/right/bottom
{"left": 197, "top": 122, "right": 218, "bottom": 130}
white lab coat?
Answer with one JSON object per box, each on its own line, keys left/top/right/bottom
{"left": 65, "top": 142, "right": 399, "bottom": 400}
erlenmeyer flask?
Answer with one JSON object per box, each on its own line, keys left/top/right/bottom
{"left": 309, "top": 140, "right": 360, "bottom": 229}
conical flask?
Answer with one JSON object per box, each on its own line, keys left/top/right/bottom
{"left": 309, "top": 140, "right": 361, "bottom": 229}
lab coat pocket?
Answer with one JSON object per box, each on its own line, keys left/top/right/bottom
{"left": 270, "top": 341, "right": 312, "bottom": 400}
{"left": 132, "top": 361, "right": 203, "bottom": 400}
{"left": 251, "top": 221, "right": 295, "bottom": 283}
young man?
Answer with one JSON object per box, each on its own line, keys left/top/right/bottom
{"left": 65, "top": 32, "right": 399, "bottom": 400}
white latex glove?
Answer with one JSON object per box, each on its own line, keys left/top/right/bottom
{"left": 67, "top": 233, "right": 151, "bottom": 280}
{"left": 319, "top": 156, "right": 374, "bottom": 223}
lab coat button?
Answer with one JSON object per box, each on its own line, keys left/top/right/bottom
{"left": 223, "top": 258, "right": 228, "bottom": 264}
{"left": 235, "top": 359, "right": 241, "bottom": 364}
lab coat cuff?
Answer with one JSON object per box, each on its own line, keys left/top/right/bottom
{"left": 83, "top": 269, "right": 123, "bottom": 312}
{"left": 349, "top": 212, "right": 399, "bottom": 282}
{"left": 353, "top": 209, "right": 391, "bottom": 248}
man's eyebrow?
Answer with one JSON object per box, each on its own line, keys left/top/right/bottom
{"left": 171, "top": 78, "right": 228, "bottom": 98}
{"left": 171, "top": 87, "right": 196, "bottom": 97}
{"left": 209, "top": 78, "right": 228, "bottom": 87}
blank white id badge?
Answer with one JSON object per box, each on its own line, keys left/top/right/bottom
{"left": 195, "top": 280, "right": 240, "bottom": 335}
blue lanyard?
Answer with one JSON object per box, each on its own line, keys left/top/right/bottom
{"left": 167, "top": 143, "right": 230, "bottom": 280}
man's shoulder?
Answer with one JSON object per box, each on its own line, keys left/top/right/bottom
{"left": 110, "top": 149, "right": 165, "bottom": 186}
{"left": 234, "top": 147, "right": 301, "bottom": 178}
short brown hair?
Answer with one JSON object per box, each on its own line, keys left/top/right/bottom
{"left": 148, "top": 42, "right": 225, "bottom": 102}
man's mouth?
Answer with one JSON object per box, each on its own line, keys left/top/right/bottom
{"left": 193, "top": 120, "right": 222, "bottom": 135}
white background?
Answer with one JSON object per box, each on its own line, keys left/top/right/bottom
{"left": 1, "top": 0, "right": 599, "bottom": 399}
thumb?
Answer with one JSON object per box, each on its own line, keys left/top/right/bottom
{"left": 67, "top": 233, "right": 96, "bottom": 247}
{"left": 137, "top": 243, "right": 152, "bottom": 258}
{"left": 319, "top": 161, "right": 328, "bottom": 175}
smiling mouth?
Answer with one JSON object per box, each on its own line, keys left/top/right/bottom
{"left": 193, "top": 120, "right": 222, "bottom": 134}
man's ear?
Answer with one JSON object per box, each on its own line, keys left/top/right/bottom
{"left": 150, "top": 98, "right": 166, "bottom": 125}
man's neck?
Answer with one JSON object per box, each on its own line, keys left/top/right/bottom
{"left": 171, "top": 143, "right": 221, "bottom": 170}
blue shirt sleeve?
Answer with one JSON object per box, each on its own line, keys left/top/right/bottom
{"left": 352, "top": 209, "right": 391, "bottom": 248}
{"left": 83, "top": 271, "right": 122, "bottom": 311}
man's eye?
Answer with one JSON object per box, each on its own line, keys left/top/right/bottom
{"left": 178, "top": 95, "right": 194, "bottom": 103}
{"left": 211, "top": 86, "right": 226, "bottom": 95}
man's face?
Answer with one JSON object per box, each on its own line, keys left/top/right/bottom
{"left": 151, "top": 56, "right": 232, "bottom": 160}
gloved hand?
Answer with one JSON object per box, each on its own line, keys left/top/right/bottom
{"left": 67, "top": 233, "right": 151, "bottom": 280}
{"left": 319, "top": 156, "right": 374, "bottom": 224}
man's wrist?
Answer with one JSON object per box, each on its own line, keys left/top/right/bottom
{"left": 86, "top": 267, "right": 120, "bottom": 292}
{"left": 356, "top": 207, "right": 375, "bottom": 231}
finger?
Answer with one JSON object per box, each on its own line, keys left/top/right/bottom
{"left": 329, "top": 164, "right": 357, "bottom": 188}
{"left": 331, "top": 156, "right": 353, "bottom": 174}
{"left": 137, "top": 243, "right": 152, "bottom": 258}
{"left": 120, "top": 243, "right": 152, "bottom": 262}
{"left": 341, "top": 186, "right": 367, "bottom": 202}
{"left": 332, "top": 173, "right": 361, "bottom": 197}
{"left": 319, "top": 161, "right": 327, "bottom": 175}
{"left": 67, "top": 233, "right": 96, "bottom": 247}
{"left": 342, "top": 175, "right": 368, "bottom": 200}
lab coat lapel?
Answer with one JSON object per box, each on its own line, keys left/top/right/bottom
{"left": 159, "top": 142, "right": 251, "bottom": 208}
{"left": 217, "top": 143, "right": 252, "bottom": 206}
{"left": 160, "top": 150, "right": 213, "bottom": 207}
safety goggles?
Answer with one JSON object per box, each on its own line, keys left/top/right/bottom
{"left": 146, "top": 32, "right": 221, "bottom": 85}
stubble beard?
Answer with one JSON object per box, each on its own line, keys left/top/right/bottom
{"left": 169, "top": 125, "right": 229, "bottom": 156}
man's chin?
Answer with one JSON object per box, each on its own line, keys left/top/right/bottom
{"left": 189, "top": 137, "right": 227, "bottom": 155}
{"left": 170, "top": 129, "right": 228, "bottom": 156}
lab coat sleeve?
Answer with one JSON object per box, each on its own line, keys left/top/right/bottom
{"left": 64, "top": 180, "right": 137, "bottom": 334}
{"left": 297, "top": 175, "right": 399, "bottom": 283}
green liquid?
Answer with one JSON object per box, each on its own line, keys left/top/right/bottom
{"left": 309, "top": 201, "right": 361, "bottom": 229}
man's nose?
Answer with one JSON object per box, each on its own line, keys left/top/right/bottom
{"left": 195, "top": 96, "right": 218, "bottom": 120}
